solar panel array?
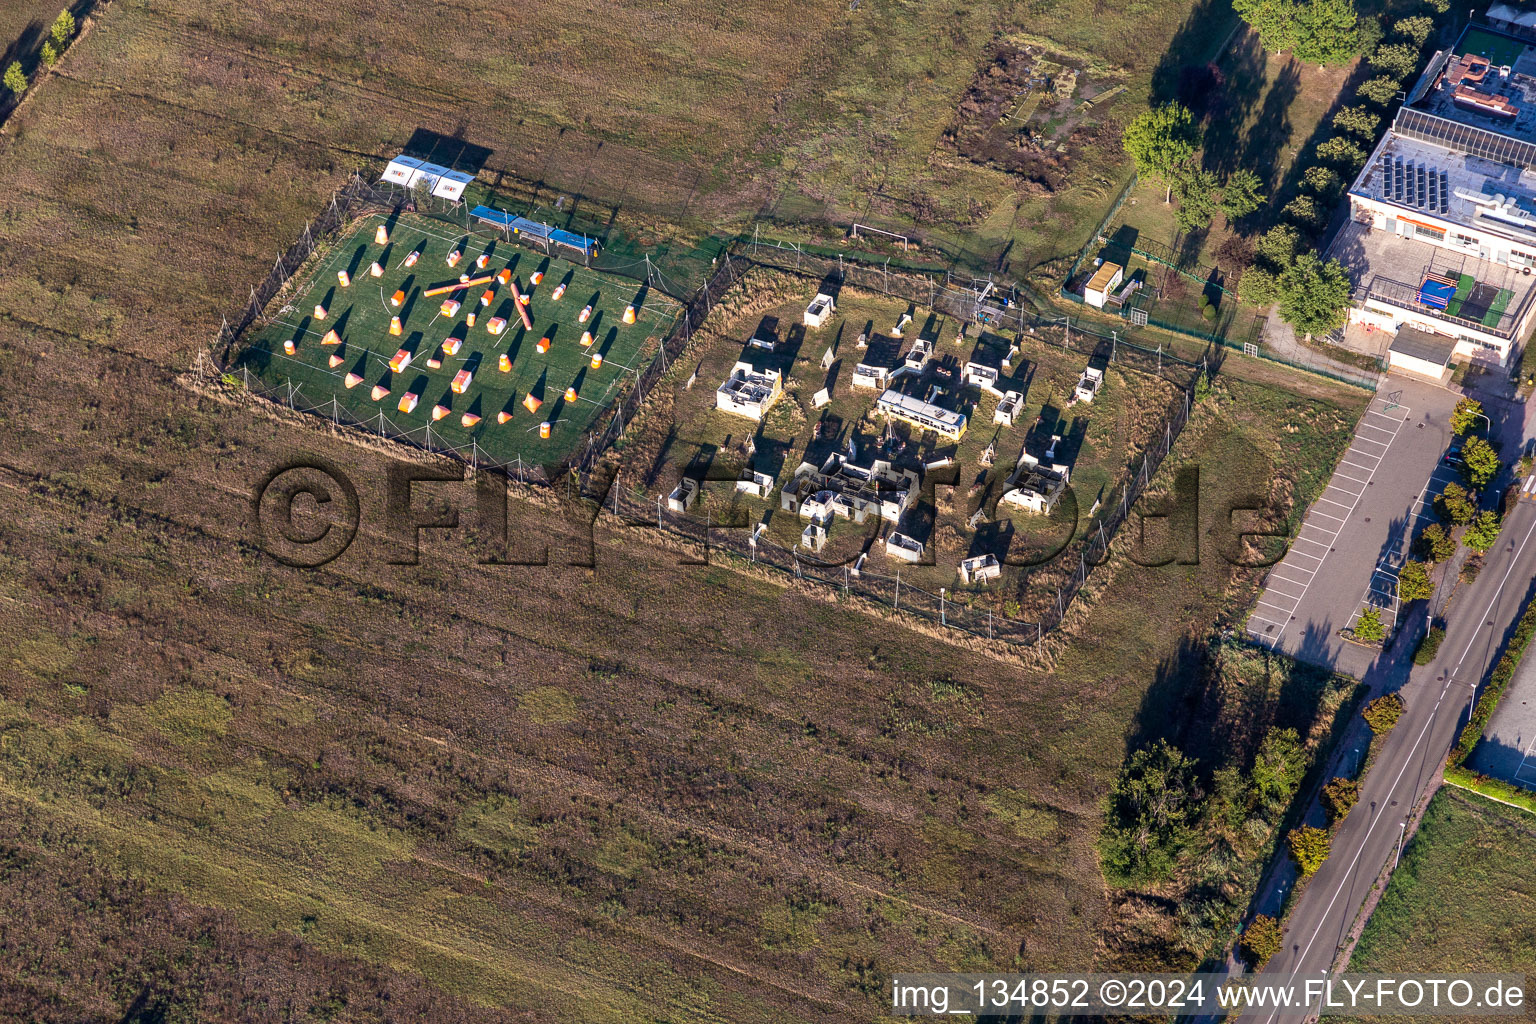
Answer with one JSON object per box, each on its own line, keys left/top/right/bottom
{"left": 1380, "top": 153, "right": 1450, "bottom": 212}
{"left": 1395, "top": 106, "right": 1536, "bottom": 168}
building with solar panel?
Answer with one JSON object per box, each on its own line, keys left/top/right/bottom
{"left": 1341, "top": 23, "right": 1536, "bottom": 367}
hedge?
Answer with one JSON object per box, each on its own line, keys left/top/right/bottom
{"left": 1449, "top": 596, "right": 1536, "bottom": 766}
{"left": 1412, "top": 625, "right": 1444, "bottom": 666}
{"left": 1444, "top": 765, "right": 1536, "bottom": 814}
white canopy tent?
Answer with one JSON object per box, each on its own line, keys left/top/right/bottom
{"left": 379, "top": 154, "right": 452, "bottom": 192}
{"left": 431, "top": 169, "right": 474, "bottom": 202}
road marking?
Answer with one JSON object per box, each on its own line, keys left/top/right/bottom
{"left": 1273, "top": 508, "right": 1536, "bottom": 1023}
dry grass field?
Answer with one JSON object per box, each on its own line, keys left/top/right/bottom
{"left": 0, "top": 0, "right": 1377, "bottom": 1019}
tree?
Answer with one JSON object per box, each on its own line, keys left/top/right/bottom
{"left": 1302, "top": 165, "right": 1341, "bottom": 197}
{"left": 1288, "top": 824, "right": 1332, "bottom": 876}
{"left": 1320, "top": 776, "right": 1360, "bottom": 823}
{"left": 1235, "top": 0, "right": 1299, "bottom": 55}
{"left": 3, "top": 61, "right": 24, "bottom": 99}
{"left": 1250, "top": 727, "right": 1306, "bottom": 809}
{"left": 1436, "top": 482, "right": 1476, "bottom": 526}
{"left": 1255, "top": 224, "right": 1301, "bottom": 270}
{"left": 1194, "top": 368, "right": 1213, "bottom": 402}
{"left": 1283, "top": 194, "right": 1325, "bottom": 229}
{"left": 1221, "top": 168, "right": 1267, "bottom": 221}
{"left": 1397, "top": 560, "right": 1433, "bottom": 603}
{"left": 1358, "top": 75, "right": 1403, "bottom": 106}
{"left": 1450, "top": 397, "right": 1485, "bottom": 436}
{"left": 1175, "top": 167, "right": 1222, "bottom": 231}
{"left": 1371, "top": 42, "right": 1420, "bottom": 79}
{"left": 1241, "top": 915, "right": 1284, "bottom": 969}
{"left": 1460, "top": 436, "right": 1501, "bottom": 489}
{"left": 1333, "top": 105, "right": 1381, "bottom": 139}
{"left": 1362, "top": 692, "right": 1405, "bottom": 734}
{"left": 1315, "top": 135, "right": 1367, "bottom": 171}
{"left": 1464, "top": 510, "right": 1503, "bottom": 554}
{"left": 1098, "top": 740, "right": 1202, "bottom": 886}
{"left": 1277, "top": 253, "right": 1351, "bottom": 338}
{"left": 1123, "top": 102, "right": 1201, "bottom": 203}
{"left": 1394, "top": 15, "right": 1433, "bottom": 47}
{"left": 1413, "top": 522, "right": 1456, "bottom": 563}
{"left": 1294, "top": 0, "right": 1361, "bottom": 66}
{"left": 1239, "top": 265, "right": 1279, "bottom": 307}
{"left": 1353, "top": 607, "right": 1387, "bottom": 644}
{"left": 40, "top": 41, "right": 57, "bottom": 68}
{"left": 51, "top": 9, "right": 75, "bottom": 47}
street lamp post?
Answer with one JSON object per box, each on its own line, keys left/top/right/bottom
{"left": 1394, "top": 821, "right": 1406, "bottom": 869}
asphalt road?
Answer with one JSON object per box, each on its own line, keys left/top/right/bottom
{"left": 1254, "top": 496, "right": 1536, "bottom": 1021}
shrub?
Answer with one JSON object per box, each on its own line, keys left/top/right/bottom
{"left": 1413, "top": 522, "right": 1456, "bottom": 563}
{"left": 1194, "top": 369, "right": 1212, "bottom": 402}
{"left": 1394, "top": 14, "right": 1433, "bottom": 47}
{"left": 1371, "top": 42, "right": 1421, "bottom": 79}
{"left": 1397, "top": 560, "right": 1433, "bottom": 602}
{"left": 1241, "top": 914, "right": 1284, "bottom": 970}
{"left": 1250, "top": 727, "right": 1306, "bottom": 809}
{"left": 51, "top": 9, "right": 75, "bottom": 47}
{"left": 1098, "top": 740, "right": 1202, "bottom": 886}
{"left": 1201, "top": 301, "right": 1218, "bottom": 322}
{"left": 1363, "top": 692, "right": 1405, "bottom": 734}
{"left": 1451, "top": 592, "right": 1536, "bottom": 765}
{"left": 1357, "top": 75, "right": 1402, "bottom": 106}
{"left": 1412, "top": 625, "right": 1444, "bottom": 666}
{"left": 1288, "top": 825, "right": 1331, "bottom": 876}
{"left": 1460, "top": 558, "right": 1482, "bottom": 584}
{"left": 1321, "top": 776, "right": 1360, "bottom": 823}
{"left": 1464, "top": 510, "right": 1502, "bottom": 554}
{"left": 3, "top": 61, "right": 25, "bottom": 98}
{"left": 40, "top": 41, "right": 58, "bottom": 69}
{"left": 1333, "top": 105, "right": 1381, "bottom": 138}
{"left": 1353, "top": 607, "right": 1387, "bottom": 644}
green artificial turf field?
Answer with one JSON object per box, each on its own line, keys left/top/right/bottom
{"left": 235, "top": 211, "right": 681, "bottom": 467}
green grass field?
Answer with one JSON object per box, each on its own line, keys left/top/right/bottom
{"left": 235, "top": 211, "right": 680, "bottom": 466}
{"left": 1350, "top": 787, "right": 1536, "bottom": 1001}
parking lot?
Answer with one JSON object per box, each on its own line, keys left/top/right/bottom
{"left": 1246, "top": 378, "right": 1463, "bottom": 675}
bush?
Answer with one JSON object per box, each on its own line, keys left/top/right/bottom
{"left": 1250, "top": 727, "right": 1306, "bottom": 809}
{"left": 1098, "top": 740, "right": 1203, "bottom": 886}
{"left": 1288, "top": 825, "right": 1332, "bottom": 876}
{"left": 1413, "top": 625, "right": 1445, "bottom": 666}
{"left": 1451, "top": 593, "right": 1536, "bottom": 765}
{"left": 40, "top": 41, "right": 58, "bottom": 68}
{"left": 3, "top": 61, "right": 25, "bottom": 98}
{"left": 1321, "top": 776, "right": 1360, "bottom": 823}
{"left": 1397, "top": 559, "right": 1433, "bottom": 602}
{"left": 1241, "top": 914, "right": 1284, "bottom": 969}
{"left": 1194, "top": 369, "right": 1212, "bottom": 402}
{"left": 1363, "top": 692, "right": 1405, "bottom": 734}
{"left": 1460, "top": 557, "right": 1482, "bottom": 584}
{"left": 1413, "top": 522, "right": 1456, "bottom": 563}
{"left": 1353, "top": 607, "right": 1387, "bottom": 644}
{"left": 1201, "top": 300, "right": 1218, "bottom": 322}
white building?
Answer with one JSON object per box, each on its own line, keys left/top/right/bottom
{"left": 851, "top": 362, "right": 891, "bottom": 390}
{"left": 999, "top": 440, "right": 1070, "bottom": 515}
{"left": 958, "top": 553, "right": 1001, "bottom": 585}
{"left": 884, "top": 531, "right": 925, "bottom": 563}
{"left": 1074, "top": 365, "right": 1104, "bottom": 403}
{"left": 902, "top": 338, "right": 933, "bottom": 373}
{"left": 667, "top": 478, "right": 699, "bottom": 513}
{"left": 875, "top": 388, "right": 968, "bottom": 441}
{"left": 715, "top": 360, "right": 783, "bottom": 421}
{"left": 1341, "top": 31, "right": 1536, "bottom": 365}
{"left": 780, "top": 452, "right": 920, "bottom": 525}
{"left": 804, "top": 292, "right": 836, "bottom": 328}
{"left": 993, "top": 390, "right": 1024, "bottom": 427}
{"left": 1084, "top": 261, "right": 1123, "bottom": 309}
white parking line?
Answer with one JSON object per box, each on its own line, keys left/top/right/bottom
{"left": 1256, "top": 599, "right": 1297, "bottom": 617}
{"left": 1248, "top": 399, "right": 1409, "bottom": 649}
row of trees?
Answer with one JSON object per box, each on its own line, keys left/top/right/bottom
{"left": 3, "top": 10, "right": 77, "bottom": 100}
{"left": 1234, "top": 6, "right": 1445, "bottom": 337}
{"left": 1122, "top": 102, "right": 1268, "bottom": 233}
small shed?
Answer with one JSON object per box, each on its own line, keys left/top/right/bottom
{"left": 667, "top": 478, "right": 699, "bottom": 514}
{"left": 1084, "top": 261, "right": 1124, "bottom": 309}
{"left": 958, "top": 553, "right": 1001, "bottom": 585}
{"left": 1387, "top": 326, "right": 1456, "bottom": 382}
{"left": 804, "top": 292, "right": 837, "bottom": 328}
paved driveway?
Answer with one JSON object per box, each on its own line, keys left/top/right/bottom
{"left": 1247, "top": 378, "right": 1462, "bottom": 675}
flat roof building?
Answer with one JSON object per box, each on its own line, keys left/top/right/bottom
{"left": 715, "top": 360, "right": 783, "bottom": 421}
{"left": 875, "top": 388, "right": 967, "bottom": 441}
